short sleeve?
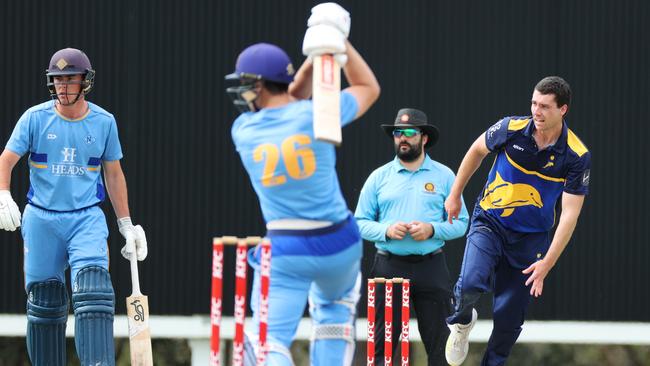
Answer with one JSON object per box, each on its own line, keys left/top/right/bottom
{"left": 5, "top": 111, "right": 32, "bottom": 156}
{"left": 485, "top": 117, "right": 510, "bottom": 152}
{"left": 231, "top": 114, "right": 247, "bottom": 151}
{"left": 340, "top": 91, "right": 360, "bottom": 127}
{"left": 102, "top": 118, "right": 123, "bottom": 161}
{"left": 564, "top": 151, "right": 591, "bottom": 195}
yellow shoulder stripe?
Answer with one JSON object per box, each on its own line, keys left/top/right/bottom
{"left": 567, "top": 129, "right": 588, "bottom": 157}
{"left": 505, "top": 153, "right": 566, "bottom": 182}
{"left": 508, "top": 118, "right": 530, "bottom": 131}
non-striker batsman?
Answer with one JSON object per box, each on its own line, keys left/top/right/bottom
{"left": 0, "top": 48, "right": 147, "bottom": 365}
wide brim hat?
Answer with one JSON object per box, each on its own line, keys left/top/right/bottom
{"left": 380, "top": 108, "right": 439, "bottom": 148}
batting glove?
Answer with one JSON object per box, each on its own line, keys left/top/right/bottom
{"left": 118, "top": 217, "right": 148, "bottom": 261}
{"left": 0, "top": 190, "right": 21, "bottom": 231}
{"left": 302, "top": 24, "right": 347, "bottom": 66}
{"left": 308, "top": 2, "right": 351, "bottom": 38}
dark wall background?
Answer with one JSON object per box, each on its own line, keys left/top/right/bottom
{"left": 1, "top": 0, "right": 648, "bottom": 322}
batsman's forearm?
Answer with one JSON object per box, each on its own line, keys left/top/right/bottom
{"left": 0, "top": 163, "right": 12, "bottom": 190}
{"left": 342, "top": 41, "right": 380, "bottom": 118}
{"left": 343, "top": 41, "right": 379, "bottom": 92}
{"left": 288, "top": 58, "right": 313, "bottom": 100}
{"left": 0, "top": 149, "right": 21, "bottom": 190}
{"left": 104, "top": 170, "right": 131, "bottom": 219}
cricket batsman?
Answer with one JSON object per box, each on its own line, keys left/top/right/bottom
{"left": 0, "top": 48, "right": 147, "bottom": 365}
{"left": 225, "top": 3, "right": 380, "bottom": 365}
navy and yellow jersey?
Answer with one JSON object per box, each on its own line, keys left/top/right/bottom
{"left": 6, "top": 100, "right": 123, "bottom": 211}
{"left": 478, "top": 116, "right": 590, "bottom": 232}
{"left": 232, "top": 91, "right": 359, "bottom": 223}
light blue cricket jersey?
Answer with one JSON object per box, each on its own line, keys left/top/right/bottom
{"left": 231, "top": 91, "right": 358, "bottom": 223}
{"left": 6, "top": 100, "right": 123, "bottom": 211}
{"left": 355, "top": 155, "right": 470, "bottom": 255}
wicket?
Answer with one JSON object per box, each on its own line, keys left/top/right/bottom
{"left": 210, "top": 236, "right": 271, "bottom": 366}
{"left": 367, "top": 277, "right": 410, "bottom": 366}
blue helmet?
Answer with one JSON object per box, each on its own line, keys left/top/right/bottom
{"left": 45, "top": 48, "right": 95, "bottom": 104}
{"left": 225, "top": 43, "right": 295, "bottom": 113}
{"left": 225, "top": 43, "right": 295, "bottom": 84}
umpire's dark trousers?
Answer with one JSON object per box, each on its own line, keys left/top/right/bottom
{"left": 369, "top": 248, "right": 453, "bottom": 366}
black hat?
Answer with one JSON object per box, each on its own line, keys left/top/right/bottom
{"left": 380, "top": 108, "right": 439, "bottom": 148}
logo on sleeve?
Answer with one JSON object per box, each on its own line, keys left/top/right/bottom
{"left": 487, "top": 121, "right": 503, "bottom": 140}
{"left": 581, "top": 169, "right": 590, "bottom": 186}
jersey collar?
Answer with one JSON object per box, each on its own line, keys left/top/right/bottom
{"left": 53, "top": 101, "right": 91, "bottom": 122}
{"left": 523, "top": 117, "right": 568, "bottom": 154}
{"left": 392, "top": 154, "right": 434, "bottom": 173}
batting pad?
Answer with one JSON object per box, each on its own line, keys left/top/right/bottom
{"left": 72, "top": 266, "right": 115, "bottom": 366}
{"left": 26, "top": 280, "right": 69, "bottom": 365}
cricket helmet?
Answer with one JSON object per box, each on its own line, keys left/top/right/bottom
{"left": 46, "top": 48, "right": 95, "bottom": 102}
{"left": 225, "top": 43, "right": 295, "bottom": 113}
{"left": 225, "top": 43, "right": 295, "bottom": 84}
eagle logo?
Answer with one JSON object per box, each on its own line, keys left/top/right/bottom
{"left": 479, "top": 172, "right": 543, "bottom": 217}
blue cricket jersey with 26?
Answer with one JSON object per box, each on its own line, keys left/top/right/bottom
{"left": 6, "top": 100, "right": 123, "bottom": 211}
{"left": 231, "top": 91, "right": 358, "bottom": 223}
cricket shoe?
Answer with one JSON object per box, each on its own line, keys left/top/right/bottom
{"left": 445, "top": 308, "right": 478, "bottom": 365}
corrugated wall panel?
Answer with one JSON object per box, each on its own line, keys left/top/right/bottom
{"left": 0, "top": 0, "right": 648, "bottom": 321}
{"left": 548, "top": 0, "right": 650, "bottom": 321}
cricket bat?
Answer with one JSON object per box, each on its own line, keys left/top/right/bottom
{"left": 127, "top": 254, "right": 153, "bottom": 365}
{"left": 312, "top": 54, "right": 342, "bottom": 145}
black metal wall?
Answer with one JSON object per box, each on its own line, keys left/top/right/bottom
{"left": 1, "top": 0, "right": 648, "bottom": 321}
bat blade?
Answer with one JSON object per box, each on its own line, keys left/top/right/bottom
{"left": 127, "top": 294, "right": 153, "bottom": 366}
{"left": 312, "top": 54, "right": 342, "bottom": 145}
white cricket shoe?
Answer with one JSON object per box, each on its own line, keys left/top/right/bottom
{"left": 445, "top": 308, "right": 478, "bottom": 365}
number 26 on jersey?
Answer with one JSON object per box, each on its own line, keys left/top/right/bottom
{"left": 253, "top": 134, "right": 316, "bottom": 187}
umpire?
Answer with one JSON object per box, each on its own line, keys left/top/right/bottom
{"left": 355, "top": 108, "right": 469, "bottom": 365}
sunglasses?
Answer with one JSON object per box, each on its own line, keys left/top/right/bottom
{"left": 392, "top": 128, "right": 421, "bottom": 138}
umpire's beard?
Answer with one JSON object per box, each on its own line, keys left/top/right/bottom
{"left": 395, "top": 139, "right": 424, "bottom": 162}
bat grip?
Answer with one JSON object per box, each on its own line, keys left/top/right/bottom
{"left": 130, "top": 254, "right": 142, "bottom": 296}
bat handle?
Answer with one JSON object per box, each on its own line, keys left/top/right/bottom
{"left": 130, "top": 253, "right": 142, "bottom": 296}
